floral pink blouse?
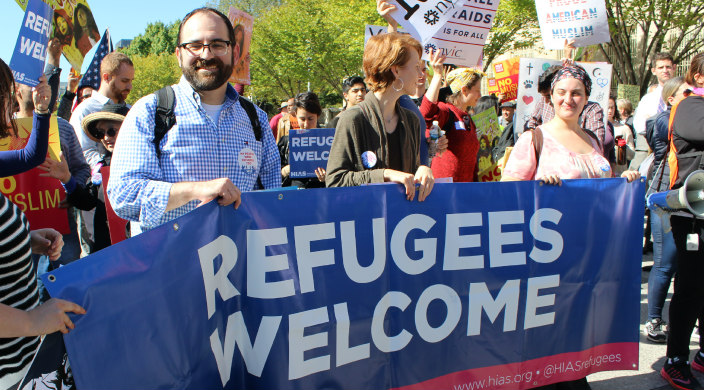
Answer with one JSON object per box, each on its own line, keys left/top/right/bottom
{"left": 503, "top": 127, "right": 612, "bottom": 180}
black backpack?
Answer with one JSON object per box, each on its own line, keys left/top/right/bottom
{"left": 153, "top": 86, "right": 263, "bottom": 158}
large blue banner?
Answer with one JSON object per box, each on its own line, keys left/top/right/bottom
{"left": 9, "top": 0, "right": 53, "bottom": 87}
{"left": 44, "top": 179, "right": 644, "bottom": 390}
{"left": 288, "top": 128, "right": 334, "bottom": 178}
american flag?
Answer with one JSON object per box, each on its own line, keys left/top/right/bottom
{"left": 77, "top": 29, "right": 113, "bottom": 91}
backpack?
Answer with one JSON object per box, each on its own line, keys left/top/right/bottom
{"left": 153, "top": 86, "right": 263, "bottom": 158}
{"left": 492, "top": 121, "right": 515, "bottom": 163}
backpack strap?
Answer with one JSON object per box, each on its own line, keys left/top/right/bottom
{"left": 583, "top": 129, "right": 602, "bottom": 154}
{"left": 239, "top": 96, "right": 262, "bottom": 141}
{"left": 154, "top": 86, "right": 176, "bottom": 159}
{"left": 530, "top": 127, "right": 543, "bottom": 166}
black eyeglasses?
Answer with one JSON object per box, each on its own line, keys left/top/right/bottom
{"left": 179, "top": 40, "right": 231, "bottom": 56}
{"left": 95, "top": 127, "right": 119, "bottom": 139}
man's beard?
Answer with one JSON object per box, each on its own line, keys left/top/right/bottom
{"left": 182, "top": 57, "right": 233, "bottom": 92}
{"left": 109, "top": 83, "right": 129, "bottom": 104}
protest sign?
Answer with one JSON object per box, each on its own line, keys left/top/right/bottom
{"left": 46, "top": 179, "right": 643, "bottom": 390}
{"left": 10, "top": 0, "right": 53, "bottom": 87}
{"left": 388, "top": 0, "right": 466, "bottom": 44}
{"left": 364, "top": 24, "right": 408, "bottom": 46}
{"left": 15, "top": 0, "right": 100, "bottom": 71}
{"left": 228, "top": 7, "right": 253, "bottom": 85}
{"left": 0, "top": 117, "right": 68, "bottom": 233}
{"left": 491, "top": 57, "right": 520, "bottom": 102}
{"left": 472, "top": 108, "right": 502, "bottom": 181}
{"left": 288, "top": 128, "right": 335, "bottom": 179}
{"left": 617, "top": 84, "right": 641, "bottom": 110}
{"left": 487, "top": 77, "right": 499, "bottom": 95}
{"left": 421, "top": 0, "right": 499, "bottom": 67}
{"left": 515, "top": 58, "right": 612, "bottom": 136}
{"left": 535, "top": 0, "right": 610, "bottom": 50}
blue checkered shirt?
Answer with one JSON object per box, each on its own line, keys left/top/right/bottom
{"left": 107, "top": 77, "right": 281, "bottom": 230}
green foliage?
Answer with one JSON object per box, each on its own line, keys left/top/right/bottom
{"left": 599, "top": 0, "right": 704, "bottom": 95}
{"left": 213, "top": 0, "right": 380, "bottom": 104}
{"left": 121, "top": 21, "right": 181, "bottom": 58}
{"left": 483, "top": 0, "right": 540, "bottom": 71}
{"left": 207, "top": 0, "right": 282, "bottom": 18}
{"left": 126, "top": 54, "right": 182, "bottom": 105}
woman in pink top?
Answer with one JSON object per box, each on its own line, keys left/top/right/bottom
{"left": 502, "top": 65, "right": 640, "bottom": 184}
{"left": 501, "top": 64, "right": 639, "bottom": 390}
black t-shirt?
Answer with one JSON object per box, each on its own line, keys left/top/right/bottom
{"left": 387, "top": 123, "right": 403, "bottom": 171}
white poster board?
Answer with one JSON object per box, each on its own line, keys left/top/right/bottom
{"left": 388, "top": 0, "right": 467, "bottom": 43}
{"left": 535, "top": 0, "right": 610, "bottom": 50}
{"left": 421, "top": 0, "right": 499, "bottom": 67}
{"left": 515, "top": 58, "right": 612, "bottom": 136}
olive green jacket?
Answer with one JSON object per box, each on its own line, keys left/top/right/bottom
{"left": 325, "top": 93, "right": 421, "bottom": 187}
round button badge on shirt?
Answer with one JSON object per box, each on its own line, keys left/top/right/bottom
{"left": 361, "top": 151, "right": 377, "bottom": 168}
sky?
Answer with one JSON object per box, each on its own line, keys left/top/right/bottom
{"left": 0, "top": 0, "right": 208, "bottom": 81}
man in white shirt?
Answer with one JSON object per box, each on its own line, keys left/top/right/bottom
{"left": 68, "top": 51, "right": 134, "bottom": 255}
{"left": 630, "top": 52, "right": 676, "bottom": 170}
{"left": 70, "top": 52, "right": 134, "bottom": 169}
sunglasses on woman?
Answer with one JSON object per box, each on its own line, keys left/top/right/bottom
{"left": 95, "top": 127, "right": 119, "bottom": 139}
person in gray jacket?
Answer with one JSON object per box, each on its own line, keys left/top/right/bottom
{"left": 325, "top": 32, "right": 433, "bottom": 202}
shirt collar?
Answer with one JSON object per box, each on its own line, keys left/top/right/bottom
{"left": 91, "top": 90, "right": 111, "bottom": 104}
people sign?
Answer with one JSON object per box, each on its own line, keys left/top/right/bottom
{"left": 289, "top": 128, "right": 335, "bottom": 179}
{"left": 10, "top": 0, "right": 53, "bottom": 87}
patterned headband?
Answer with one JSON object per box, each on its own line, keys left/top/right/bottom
{"left": 551, "top": 65, "right": 592, "bottom": 97}
{"left": 447, "top": 68, "right": 486, "bottom": 94}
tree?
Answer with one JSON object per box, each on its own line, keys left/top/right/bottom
{"left": 125, "top": 54, "right": 182, "bottom": 105}
{"left": 482, "top": 0, "right": 540, "bottom": 72}
{"left": 240, "top": 0, "right": 380, "bottom": 103}
{"left": 207, "top": 0, "right": 282, "bottom": 18}
{"left": 121, "top": 21, "right": 181, "bottom": 58}
{"left": 598, "top": 0, "right": 704, "bottom": 95}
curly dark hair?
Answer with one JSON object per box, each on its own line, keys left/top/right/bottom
{"left": 538, "top": 65, "right": 562, "bottom": 95}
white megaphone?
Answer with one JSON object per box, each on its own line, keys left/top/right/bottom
{"left": 647, "top": 170, "right": 704, "bottom": 218}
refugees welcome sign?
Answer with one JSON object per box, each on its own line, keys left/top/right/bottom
{"left": 44, "top": 180, "right": 643, "bottom": 389}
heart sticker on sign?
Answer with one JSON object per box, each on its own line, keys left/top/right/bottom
{"left": 522, "top": 95, "right": 534, "bottom": 104}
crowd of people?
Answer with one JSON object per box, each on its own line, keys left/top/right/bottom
{"left": 0, "top": 4, "right": 703, "bottom": 390}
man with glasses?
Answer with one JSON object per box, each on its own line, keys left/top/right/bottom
{"left": 326, "top": 76, "right": 367, "bottom": 128}
{"left": 107, "top": 7, "right": 280, "bottom": 232}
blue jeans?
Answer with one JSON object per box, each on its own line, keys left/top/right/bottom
{"left": 647, "top": 212, "right": 677, "bottom": 320}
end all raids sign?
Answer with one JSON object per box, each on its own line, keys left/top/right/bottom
{"left": 10, "top": 0, "right": 53, "bottom": 87}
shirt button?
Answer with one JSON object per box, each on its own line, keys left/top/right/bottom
{"left": 222, "top": 138, "right": 225, "bottom": 142}
{"left": 223, "top": 167, "right": 228, "bottom": 172}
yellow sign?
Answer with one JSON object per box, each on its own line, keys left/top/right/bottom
{"left": 15, "top": 0, "right": 101, "bottom": 71}
{"left": 3, "top": 116, "right": 62, "bottom": 160}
